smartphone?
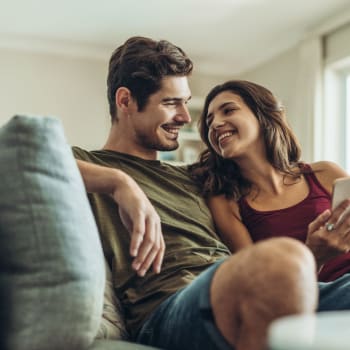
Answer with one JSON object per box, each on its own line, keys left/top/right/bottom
{"left": 332, "top": 177, "right": 350, "bottom": 210}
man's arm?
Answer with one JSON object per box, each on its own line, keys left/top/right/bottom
{"left": 77, "top": 159, "right": 165, "bottom": 277}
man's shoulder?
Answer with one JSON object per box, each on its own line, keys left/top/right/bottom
{"left": 71, "top": 146, "right": 103, "bottom": 163}
{"left": 71, "top": 146, "right": 89, "bottom": 160}
{"left": 71, "top": 147, "right": 121, "bottom": 165}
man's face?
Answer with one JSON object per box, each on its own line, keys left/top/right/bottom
{"left": 128, "top": 76, "right": 192, "bottom": 156}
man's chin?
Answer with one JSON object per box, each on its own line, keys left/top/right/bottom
{"left": 156, "top": 140, "right": 179, "bottom": 152}
{"left": 158, "top": 145, "right": 178, "bottom": 152}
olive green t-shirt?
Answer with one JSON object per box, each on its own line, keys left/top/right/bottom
{"left": 73, "top": 147, "right": 230, "bottom": 335}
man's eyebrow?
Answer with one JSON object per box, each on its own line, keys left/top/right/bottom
{"left": 161, "top": 97, "right": 191, "bottom": 103}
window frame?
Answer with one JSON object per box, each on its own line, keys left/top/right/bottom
{"left": 323, "top": 59, "right": 350, "bottom": 172}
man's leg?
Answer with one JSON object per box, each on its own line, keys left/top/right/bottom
{"left": 318, "top": 273, "right": 350, "bottom": 311}
{"left": 211, "top": 237, "right": 318, "bottom": 350}
{"left": 137, "top": 237, "right": 317, "bottom": 350}
{"left": 137, "top": 260, "right": 232, "bottom": 350}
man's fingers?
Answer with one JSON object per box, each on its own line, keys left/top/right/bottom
{"left": 131, "top": 218, "right": 165, "bottom": 277}
{"left": 137, "top": 246, "right": 159, "bottom": 277}
{"left": 110, "top": 174, "right": 164, "bottom": 276}
{"left": 132, "top": 218, "right": 154, "bottom": 273}
{"left": 139, "top": 221, "right": 164, "bottom": 276}
{"left": 130, "top": 218, "right": 145, "bottom": 257}
{"left": 153, "top": 234, "right": 165, "bottom": 274}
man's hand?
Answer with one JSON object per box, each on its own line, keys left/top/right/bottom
{"left": 306, "top": 199, "right": 350, "bottom": 268}
{"left": 111, "top": 174, "right": 165, "bottom": 277}
{"left": 76, "top": 160, "right": 165, "bottom": 277}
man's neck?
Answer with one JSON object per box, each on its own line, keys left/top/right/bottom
{"left": 104, "top": 122, "right": 158, "bottom": 160}
{"left": 102, "top": 137, "right": 158, "bottom": 161}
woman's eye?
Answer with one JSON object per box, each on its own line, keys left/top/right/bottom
{"left": 224, "top": 108, "right": 235, "bottom": 115}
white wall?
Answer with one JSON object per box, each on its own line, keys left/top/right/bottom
{"left": 1, "top": 29, "right": 346, "bottom": 159}
{"left": 0, "top": 48, "right": 110, "bottom": 150}
{"left": 190, "top": 46, "right": 306, "bottom": 157}
{"left": 237, "top": 45, "right": 317, "bottom": 161}
{"left": 190, "top": 45, "right": 301, "bottom": 124}
{"left": 236, "top": 46, "right": 300, "bottom": 129}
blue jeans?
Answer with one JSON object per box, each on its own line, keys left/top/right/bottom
{"left": 136, "top": 259, "right": 232, "bottom": 350}
{"left": 137, "top": 264, "right": 350, "bottom": 350}
{"left": 318, "top": 273, "right": 350, "bottom": 311}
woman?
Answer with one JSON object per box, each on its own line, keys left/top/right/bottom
{"left": 190, "top": 80, "right": 350, "bottom": 282}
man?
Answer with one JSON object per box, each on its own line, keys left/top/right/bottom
{"left": 73, "top": 36, "right": 349, "bottom": 350}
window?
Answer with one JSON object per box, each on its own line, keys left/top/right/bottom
{"left": 323, "top": 64, "right": 348, "bottom": 169}
{"left": 322, "top": 22, "right": 350, "bottom": 172}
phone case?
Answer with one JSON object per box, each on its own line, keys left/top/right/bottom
{"left": 332, "top": 177, "right": 350, "bottom": 209}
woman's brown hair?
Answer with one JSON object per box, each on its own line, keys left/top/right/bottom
{"left": 190, "top": 80, "right": 302, "bottom": 199}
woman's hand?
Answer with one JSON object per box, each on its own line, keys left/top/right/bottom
{"left": 306, "top": 199, "right": 350, "bottom": 268}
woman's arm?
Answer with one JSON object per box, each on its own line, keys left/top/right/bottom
{"left": 207, "top": 195, "right": 253, "bottom": 252}
{"left": 307, "top": 161, "right": 350, "bottom": 268}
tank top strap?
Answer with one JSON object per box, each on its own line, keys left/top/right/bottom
{"left": 237, "top": 195, "right": 250, "bottom": 215}
{"left": 300, "top": 163, "right": 330, "bottom": 198}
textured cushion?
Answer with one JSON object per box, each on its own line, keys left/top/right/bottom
{"left": 0, "top": 115, "right": 105, "bottom": 350}
{"left": 96, "top": 260, "right": 129, "bottom": 340}
{"left": 89, "top": 339, "right": 161, "bottom": 350}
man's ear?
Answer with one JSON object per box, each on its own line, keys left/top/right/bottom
{"left": 115, "top": 87, "right": 135, "bottom": 113}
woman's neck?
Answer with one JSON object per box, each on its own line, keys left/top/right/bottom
{"left": 237, "top": 158, "right": 295, "bottom": 196}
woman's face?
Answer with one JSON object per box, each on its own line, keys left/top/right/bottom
{"left": 206, "top": 91, "right": 263, "bottom": 159}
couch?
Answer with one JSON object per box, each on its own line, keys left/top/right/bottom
{"left": 0, "top": 115, "right": 159, "bottom": 350}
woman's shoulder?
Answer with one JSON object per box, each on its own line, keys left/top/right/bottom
{"left": 207, "top": 194, "right": 241, "bottom": 218}
{"left": 309, "top": 161, "right": 349, "bottom": 193}
{"left": 309, "top": 161, "right": 347, "bottom": 175}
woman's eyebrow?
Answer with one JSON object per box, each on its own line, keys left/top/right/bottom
{"left": 207, "top": 101, "right": 237, "bottom": 119}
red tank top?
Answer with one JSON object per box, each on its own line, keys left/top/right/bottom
{"left": 238, "top": 165, "right": 350, "bottom": 282}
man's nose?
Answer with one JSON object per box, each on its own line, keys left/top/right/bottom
{"left": 175, "top": 104, "right": 192, "bottom": 124}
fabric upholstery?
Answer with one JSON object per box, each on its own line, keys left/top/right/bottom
{"left": 96, "top": 259, "right": 129, "bottom": 340}
{"left": 89, "top": 339, "right": 160, "bottom": 350}
{"left": 0, "top": 115, "right": 105, "bottom": 350}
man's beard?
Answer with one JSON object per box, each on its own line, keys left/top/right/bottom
{"left": 136, "top": 130, "right": 179, "bottom": 152}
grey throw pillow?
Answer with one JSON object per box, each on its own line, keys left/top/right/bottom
{"left": 0, "top": 115, "right": 105, "bottom": 350}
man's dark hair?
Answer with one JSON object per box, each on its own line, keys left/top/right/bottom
{"left": 107, "top": 36, "right": 193, "bottom": 121}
